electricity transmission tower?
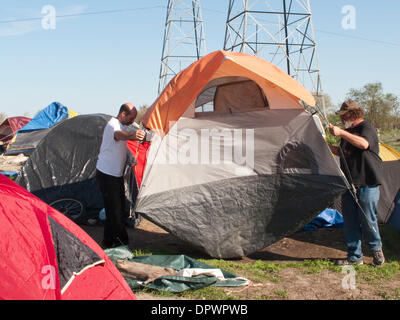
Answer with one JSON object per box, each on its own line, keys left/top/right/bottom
{"left": 224, "top": 0, "right": 326, "bottom": 115}
{"left": 158, "top": 0, "right": 207, "bottom": 95}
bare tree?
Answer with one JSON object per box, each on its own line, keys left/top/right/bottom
{"left": 135, "top": 105, "right": 149, "bottom": 125}
{"left": 313, "top": 93, "right": 337, "bottom": 115}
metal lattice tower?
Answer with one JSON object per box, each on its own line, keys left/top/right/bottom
{"left": 224, "top": 0, "right": 326, "bottom": 115}
{"left": 158, "top": 0, "right": 207, "bottom": 95}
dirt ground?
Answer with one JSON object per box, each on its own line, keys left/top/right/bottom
{"left": 81, "top": 218, "right": 400, "bottom": 300}
{"left": 83, "top": 218, "right": 349, "bottom": 260}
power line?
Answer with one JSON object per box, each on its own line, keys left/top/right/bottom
{"left": 315, "top": 29, "right": 400, "bottom": 47}
{"left": 0, "top": 6, "right": 165, "bottom": 24}
{"left": 201, "top": 6, "right": 400, "bottom": 48}
{"left": 1, "top": 5, "right": 399, "bottom": 48}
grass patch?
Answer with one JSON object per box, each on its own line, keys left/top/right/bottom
{"left": 354, "top": 261, "right": 400, "bottom": 283}
{"left": 274, "top": 289, "right": 288, "bottom": 299}
{"left": 300, "top": 259, "right": 340, "bottom": 274}
{"left": 138, "top": 287, "right": 177, "bottom": 299}
{"left": 132, "top": 248, "right": 154, "bottom": 257}
{"left": 180, "top": 286, "right": 234, "bottom": 300}
{"left": 380, "top": 129, "right": 400, "bottom": 151}
{"left": 199, "top": 259, "right": 292, "bottom": 283}
{"left": 126, "top": 243, "right": 400, "bottom": 300}
{"left": 136, "top": 285, "right": 234, "bottom": 300}
{"left": 379, "top": 288, "right": 400, "bottom": 300}
{"left": 199, "top": 258, "right": 343, "bottom": 282}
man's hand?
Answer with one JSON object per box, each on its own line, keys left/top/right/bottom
{"left": 329, "top": 124, "right": 343, "bottom": 137}
{"left": 135, "top": 129, "right": 146, "bottom": 141}
{"left": 114, "top": 129, "right": 146, "bottom": 141}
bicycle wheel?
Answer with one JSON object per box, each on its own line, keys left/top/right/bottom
{"left": 49, "top": 198, "right": 85, "bottom": 222}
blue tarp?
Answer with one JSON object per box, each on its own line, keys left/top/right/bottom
{"left": 302, "top": 208, "right": 344, "bottom": 232}
{"left": 18, "top": 102, "right": 69, "bottom": 132}
{"left": 0, "top": 171, "right": 18, "bottom": 178}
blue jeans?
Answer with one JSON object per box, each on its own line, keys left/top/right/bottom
{"left": 341, "top": 186, "right": 382, "bottom": 262}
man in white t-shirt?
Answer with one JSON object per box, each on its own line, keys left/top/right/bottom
{"left": 96, "top": 103, "right": 145, "bottom": 248}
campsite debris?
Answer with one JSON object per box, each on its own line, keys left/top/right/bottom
{"left": 0, "top": 154, "right": 28, "bottom": 172}
{"left": 116, "top": 260, "right": 176, "bottom": 284}
{"left": 106, "top": 247, "right": 249, "bottom": 293}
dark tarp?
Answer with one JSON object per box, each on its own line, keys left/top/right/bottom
{"left": 388, "top": 192, "right": 400, "bottom": 231}
{"left": 378, "top": 160, "right": 400, "bottom": 223}
{"left": 105, "top": 246, "right": 248, "bottom": 293}
{"left": 16, "top": 114, "right": 139, "bottom": 225}
{"left": 4, "top": 128, "right": 52, "bottom": 155}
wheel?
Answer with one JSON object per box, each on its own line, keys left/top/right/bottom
{"left": 49, "top": 198, "right": 85, "bottom": 222}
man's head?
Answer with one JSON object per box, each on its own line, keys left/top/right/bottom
{"left": 117, "top": 103, "right": 137, "bottom": 125}
{"left": 336, "top": 100, "right": 364, "bottom": 127}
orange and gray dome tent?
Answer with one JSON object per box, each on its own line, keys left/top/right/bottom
{"left": 0, "top": 173, "right": 136, "bottom": 300}
{"left": 129, "top": 50, "right": 348, "bottom": 258}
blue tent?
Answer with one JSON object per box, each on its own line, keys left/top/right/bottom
{"left": 18, "top": 102, "right": 69, "bottom": 132}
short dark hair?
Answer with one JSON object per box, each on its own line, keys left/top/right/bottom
{"left": 118, "top": 103, "right": 131, "bottom": 116}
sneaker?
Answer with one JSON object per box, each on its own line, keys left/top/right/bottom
{"left": 336, "top": 258, "right": 363, "bottom": 266}
{"left": 372, "top": 249, "right": 385, "bottom": 266}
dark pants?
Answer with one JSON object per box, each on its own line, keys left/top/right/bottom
{"left": 96, "top": 169, "right": 128, "bottom": 247}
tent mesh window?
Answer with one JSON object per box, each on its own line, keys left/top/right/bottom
{"left": 195, "top": 77, "right": 269, "bottom": 115}
{"left": 276, "top": 141, "right": 320, "bottom": 174}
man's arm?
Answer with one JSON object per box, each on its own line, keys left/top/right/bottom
{"left": 329, "top": 125, "right": 369, "bottom": 150}
{"left": 114, "top": 129, "right": 145, "bottom": 142}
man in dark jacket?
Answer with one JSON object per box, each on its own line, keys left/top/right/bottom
{"left": 329, "top": 100, "right": 385, "bottom": 266}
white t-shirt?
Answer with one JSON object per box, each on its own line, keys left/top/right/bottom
{"left": 96, "top": 117, "right": 128, "bottom": 177}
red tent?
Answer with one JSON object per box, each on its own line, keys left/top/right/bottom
{"left": 0, "top": 117, "right": 31, "bottom": 145}
{"left": 0, "top": 174, "right": 136, "bottom": 300}
{"left": 127, "top": 140, "right": 151, "bottom": 187}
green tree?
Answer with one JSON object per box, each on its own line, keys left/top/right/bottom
{"left": 346, "top": 82, "right": 399, "bottom": 130}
